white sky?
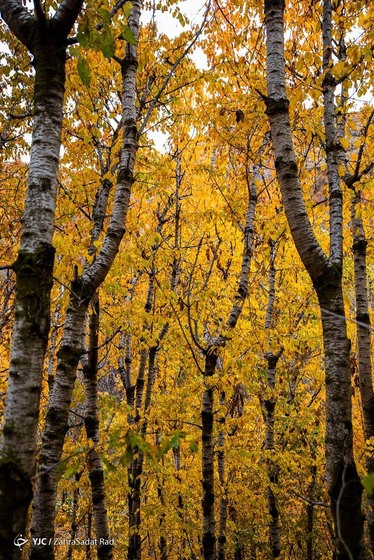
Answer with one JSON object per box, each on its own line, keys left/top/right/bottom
{"left": 141, "top": 0, "right": 209, "bottom": 68}
{"left": 142, "top": 1, "right": 209, "bottom": 150}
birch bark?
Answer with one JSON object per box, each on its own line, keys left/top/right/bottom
{"left": 261, "top": 245, "right": 282, "bottom": 558}
{"left": 263, "top": 0, "right": 364, "bottom": 557}
{"left": 217, "top": 392, "right": 228, "bottom": 560}
{"left": 82, "top": 292, "right": 113, "bottom": 560}
{"left": 201, "top": 154, "right": 258, "bottom": 560}
{"left": 0, "top": 2, "right": 82, "bottom": 556}
{"left": 351, "top": 190, "right": 374, "bottom": 552}
{"left": 29, "top": 3, "right": 142, "bottom": 558}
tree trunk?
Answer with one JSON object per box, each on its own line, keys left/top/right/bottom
{"left": 30, "top": 287, "right": 89, "bottom": 560}
{"left": 124, "top": 189, "right": 179, "bottom": 560}
{"left": 317, "top": 282, "right": 364, "bottom": 560}
{"left": 262, "top": 351, "right": 282, "bottom": 559}
{"left": 83, "top": 292, "right": 100, "bottom": 443}
{"left": 0, "top": 3, "right": 82, "bottom": 556}
{"left": 263, "top": 0, "right": 365, "bottom": 556}
{"left": 83, "top": 292, "right": 113, "bottom": 560}
{"left": 200, "top": 148, "right": 259, "bottom": 560}
{"left": 126, "top": 276, "right": 154, "bottom": 560}
{"left": 87, "top": 449, "right": 113, "bottom": 560}
{"left": 67, "top": 486, "right": 80, "bottom": 560}
{"left": 217, "top": 393, "right": 227, "bottom": 560}
{"left": 262, "top": 242, "right": 282, "bottom": 559}
{"left": 202, "top": 353, "right": 218, "bottom": 560}
{"left": 30, "top": 2, "right": 142, "bottom": 556}
{"left": 351, "top": 192, "right": 374, "bottom": 442}
{"left": 86, "top": 510, "right": 93, "bottom": 560}
{"left": 351, "top": 191, "right": 374, "bottom": 552}
{"left": 306, "top": 462, "right": 317, "bottom": 560}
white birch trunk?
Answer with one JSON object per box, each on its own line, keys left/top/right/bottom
{"left": 201, "top": 154, "right": 259, "bottom": 560}
{"left": 263, "top": 0, "right": 364, "bottom": 557}
{"left": 30, "top": 3, "right": 143, "bottom": 558}
{"left": 0, "top": 2, "right": 82, "bottom": 556}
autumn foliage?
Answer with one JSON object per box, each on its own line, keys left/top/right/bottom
{"left": 0, "top": 0, "right": 373, "bottom": 559}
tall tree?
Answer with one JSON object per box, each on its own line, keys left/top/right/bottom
{"left": 200, "top": 143, "right": 259, "bottom": 560}
{"left": 263, "top": 0, "right": 364, "bottom": 557}
{"left": 346, "top": 111, "right": 374, "bottom": 552}
{"left": 261, "top": 240, "right": 283, "bottom": 558}
{"left": 0, "top": 1, "right": 83, "bottom": 556}
{"left": 30, "top": 2, "right": 143, "bottom": 558}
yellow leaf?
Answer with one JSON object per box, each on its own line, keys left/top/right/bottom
{"left": 340, "top": 137, "right": 349, "bottom": 150}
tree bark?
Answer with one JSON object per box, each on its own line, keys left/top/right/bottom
{"left": 30, "top": 284, "right": 88, "bottom": 560}
{"left": 351, "top": 192, "right": 374, "bottom": 444}
{"left": 262, "top": 351, "right": 282, "bottom": 559}
{"left": 29, "top": 3, "right": 142, "bottom": 557}
{"left": 351, "top": 191, "right": 374, "bottom": 553}
{"left": 262, "top": 244, "right": 282, "bottom": 558}
{"left": 67, "top": 486, "right": 80, "bottom": 560}
{"left": 263, "top": 0, "right": 365, "bottom": 557}
{"left": 87, "top": 449, "right": 113, "bottom": 560}
{"left": 202, "top": 353, "right": 218, "bottom": 560}
{"left": 83, "top": 292, "right": 113, "bottom": 560}
{"left": 201, "top": 151, "right": 259, "bottom": 560}
{"left": 0, "top": 2, "right": 82, "bottom": 557}
{"left": 217, "top": 393, "right": 227, "bottom": 560}
{"left": 127, "top": 324, "right": 168, "bottom": 560}
{"left": 306, "top": 461, "right": 317, "bottom": 560}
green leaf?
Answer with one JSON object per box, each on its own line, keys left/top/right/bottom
{"left": 77, "top": 56, "right": 91, "bottom": 87}
{"left": 121, "top": 25, "right": 137, "bottom": 45}
{"left": 170, "top": 430, "right": 185, "bottom": 449}
{"left": 101, "top": 27, "right": 116, "bottom": 59}
{"left": 64, "top": 461, "right": 81, "bottom": 479}
{"left": 177, "top": 11, "right": 186, "bottom": 27}
{"left": 77, "top": 20, "right": 92, "bottom": 50}
{"left": 72, "top": 446, "right": 86, "bottom": 455}
{"left": 189, "top": 440, "right": 199, "bottom": 453}
{"left": 119, "top": 446, "right": 134, "bottom": 467}
{"left": 109, "top": 429, "right": 121, "bottom": 449}
{"left": 100, "top": 455, "right": 117, "bottom": 473}
{"left": 170, "top": 433, "right": 180, "bottom": 449}
{"left": 363, "top": 472, "right": 374, "bottom": 495}
{"left": 158, "top": 437, "right": 171, "bottom": 458}
{"left": 99, "top": 8, "right": 112, "bottom": 24}
{"left": 123, "top": 2, "right": 133, "bottom": 18}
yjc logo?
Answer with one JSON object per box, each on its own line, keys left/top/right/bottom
{"left": 14, "top": 534, "right": 28, "bottom": 550}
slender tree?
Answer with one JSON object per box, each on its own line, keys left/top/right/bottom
{"left": 261, "top": 241, "right": 283, "bottom": 558}
{"left": 0, "top": 1, "right": 83, "bottom": 556}
{"left": 82, "top": 292, "right": 113, "bottom": 560}
{"left": 30, "top": 2, "right": 143, "bottom": 558}
{"left": 200, "top": 147, "right": 259, "bottom": 560}
{"left": 263, "top": 0, "right": 364, "bottom": 557}
{"left": 121, "top": 188, "right": 180, "bottom": 560}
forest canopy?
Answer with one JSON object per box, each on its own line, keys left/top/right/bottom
{"left": 0, "top": 0, "right": 373, "bottom": 559}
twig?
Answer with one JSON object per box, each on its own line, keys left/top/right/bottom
{"left": 138, "top": 0, "right": 212, "bottom": 134}
{"left": 292, "top": 490, "right": 329, "bottom": 508}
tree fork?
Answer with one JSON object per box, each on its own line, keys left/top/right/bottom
{"left": 0, "top": 1, "right": 83, "bottom": 555}
{"left": 263, "top": 0, "right": 365, "bottom": 556}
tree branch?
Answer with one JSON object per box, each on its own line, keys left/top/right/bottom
{"left": 33, "top": 0, "right": 46, "bottom": 24}
{"left": 138, "top": 0, "right": 212, "bottom": 134}
{"left": 292, "top": 490, "right": 329, "bottom": 508}
{"left": 0, "top": 0, "right": 35, "bottom": 49}
{"left": 53, "top": 0, "right": 84, "bottom": 37}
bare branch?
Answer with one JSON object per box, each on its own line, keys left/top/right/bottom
{"left": 138, "top": 0, "right": 212, "bottom": 134}
{"left": 292, "top": 491, "right": 329, "bottom": 508}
